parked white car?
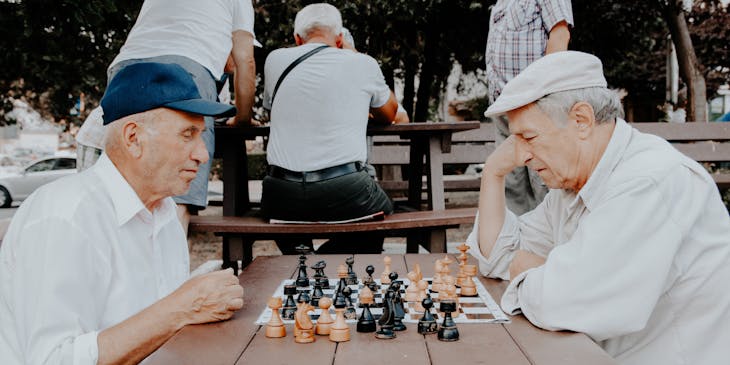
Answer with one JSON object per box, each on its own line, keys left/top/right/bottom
{"left": 0, "top": 156, "right": 77, "bottom": 208}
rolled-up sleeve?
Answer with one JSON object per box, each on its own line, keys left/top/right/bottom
{"left": 8, "top": 216, "right": 109, "bottom": 364}
{"left": 500, "top": 177, "right": 686, "bottom": 341}
{"left": 537, "top": 0, "right": 574, "bottom": 29}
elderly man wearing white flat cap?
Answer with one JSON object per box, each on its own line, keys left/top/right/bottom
{"left": 467, "top": 51, "right": 730, "bottom": 364}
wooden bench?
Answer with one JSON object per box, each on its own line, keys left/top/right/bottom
{"left": 190, "top": 207, "right": 476, "bottom": 273}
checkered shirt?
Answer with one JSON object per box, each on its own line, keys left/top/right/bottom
{"left": 485, "top": 0, "right": 573, "bottom": 102}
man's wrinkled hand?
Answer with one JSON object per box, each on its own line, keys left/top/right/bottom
{"left": 484, "top": 135, "right": 523, "bottom": 178}
{"left": 172, "top": 268, "right": 244, "bottom": 325}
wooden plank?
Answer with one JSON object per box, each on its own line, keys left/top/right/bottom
{"left": 673, "top": 142, "right": 730, "bottom": 162}
{"left": 632, "top": 122, "right": 730, "bottom": 141}
{"left": 189, "top": 208, "right": 475, "bottom": 234}
{"left": 146, "top": 255, "right": 300, "bottom": 365}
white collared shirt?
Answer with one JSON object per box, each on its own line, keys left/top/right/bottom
{"left": 0, "top": 154, "right": 189, "bottom": 364}
{"left": 467, "top": 119, "right": 730, "bottom": 365}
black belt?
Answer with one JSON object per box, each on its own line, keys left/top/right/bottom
{"left": 269, "top": 162, "right": 362, "bottom": 183}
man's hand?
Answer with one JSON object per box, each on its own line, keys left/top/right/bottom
{"left": 171, "top": 268, "right": 244, "bottom": 325}
{"left": 509, "top": 250, "right": 546, "bottom": 279}
{"left": 484, "top": 135, "right": 523, "bottom": 178}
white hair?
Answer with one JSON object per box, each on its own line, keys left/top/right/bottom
{"left": 535, "top": 87, "right": 624, "bottom": 125}
{"left": 294, "top": 3, "right": 342, "bottom": 40}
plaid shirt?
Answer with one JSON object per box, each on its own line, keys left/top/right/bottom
{"left": 485, "top": 0, "right": 573, "bottom": 102}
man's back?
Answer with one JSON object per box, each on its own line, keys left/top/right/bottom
{"left": 263, "top": 43, "right": 391, "bottom": 172}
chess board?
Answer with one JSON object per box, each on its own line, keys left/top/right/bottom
{"left": 255, "top": 278, "right": 510, "bottom": 325}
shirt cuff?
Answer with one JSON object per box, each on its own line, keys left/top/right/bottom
{"left": 499, "top": 268, "right": 533, "bottom": 315}
{"left": 73, "top": 330, "right": 99, "bottom": 365}
{"left": 466, "top": 209, "right": 521, "bottom": 280}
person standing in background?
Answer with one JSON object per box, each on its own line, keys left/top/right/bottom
{"left": 485, "top": 0, "right": 573, "bottom": 214}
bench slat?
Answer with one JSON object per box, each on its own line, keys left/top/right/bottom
{"left": 190, "top": 207, "right": 476, "bottom": 234}
{"left": 633, "top": 122, "right": 730, "bottom": 142}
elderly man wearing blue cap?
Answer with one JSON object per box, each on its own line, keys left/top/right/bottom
{"left": 0, "top": 63, "right": 244, "bottom": 364}
{"left": 467, "top": 51, "right": 730, "bottom": 364}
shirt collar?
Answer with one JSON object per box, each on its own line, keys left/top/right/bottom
{"left": 573, "top": 118, "right": 632, "bottom": 211}
{"left": 92, "top": 154, "right": 178, "bottom": 229}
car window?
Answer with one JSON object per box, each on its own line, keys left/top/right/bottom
{"left": 54, "top": 158, "right": 76, "bottom": 170}
{"left": 26, "top": 159, "right": 56, "bottom": 173}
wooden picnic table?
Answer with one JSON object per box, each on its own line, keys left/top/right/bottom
{"left": 146, "top": 254, "right": 617, "bottom": 365}
{"left": 213, "top": 121, "right": 481, "bottom": 216}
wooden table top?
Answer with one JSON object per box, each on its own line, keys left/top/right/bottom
{"left": 146, "top": 254, "right": 617, "bottom": 365}
{"left": 215, "top": 121, "right": 481, "bottom": 139}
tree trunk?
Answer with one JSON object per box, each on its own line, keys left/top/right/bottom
{"left": 414, "top": 32, "right": 437, "bottom": 122}
{"left": 403, "top": 53, "right": 417, "bottom": 121}
{"left": 661, "top": 0, "right": 708, "bottom": 122}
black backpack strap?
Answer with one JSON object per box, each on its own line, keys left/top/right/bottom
{"left": 270, "top": 44, "right": 330, "bottom": 107}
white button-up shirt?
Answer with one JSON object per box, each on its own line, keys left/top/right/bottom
{"left": 0, "top": 154, "right": 189, "bottom": 364}
{"left": 468, "top": 119, "right": 730, "bottom": 365}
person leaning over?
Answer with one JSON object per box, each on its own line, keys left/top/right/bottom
{"left": 0, "top": 63, "right": 244, "bottom": 364}
{"left": 467, "top": 51, "right": 730, "bottom": 364}
{"left": 260, "top": 3, "right": 399, "bottom": 254}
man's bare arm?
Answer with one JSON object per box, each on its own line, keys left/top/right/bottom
{"left": 545, "top": 20, "right": 571, "bottom": 55}
{"left": 97, "top": 269, "right": 243, "bottom": 365}
{"left": 369, "top": 91, "right": 398, "bottom": 125}
{"left": 228, "top": 30, "right": 256, "bottom": 125}
{"left": 508, "top": 250, "right": 547, "bottom": 279}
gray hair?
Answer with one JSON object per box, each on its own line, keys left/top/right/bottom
{"left": 294, "top": 3, "right": 342, "bottom": 41}
{"left": 535, "top": 87, "right": 624, "bottom": 125}
{"left": 341, "top": 27, "right": 355, "bottom": 49}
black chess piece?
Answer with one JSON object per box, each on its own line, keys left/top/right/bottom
{"left": 311, "top": 281, "right": 324, "bottom": 307}
{"left": 437, "top": 299, "right": 459, "bottom": 341}
{"left": 364, "top": 264, "right": 378, "bottom": 292}
{"left": 390, "top": 282, "right": 407, "bottom": 331}
{"left": 417, "top": 297, "right": 438, "bottom": 334}
{"left": 314, "top": 260, "right": 330, "bottom": 289}
{"left": 298, "top": 291, "right": 311, "bottom": 305}
{"left": 345, "top": 256, "right": 358, "bottom": 285}
{"left": 357, "top": 299, "right": 376, "bottom": 333}
{"left": 295, "top": 245, "right": 311, "bottom": 287}
{"left": 342, "top": 286, "right": 357, "bottom": 319}
{"left": 375, "top": 291, "right": 397, "bottom": 339}
{"left": 282, "top": 284, "right": 298, "bottom": 320}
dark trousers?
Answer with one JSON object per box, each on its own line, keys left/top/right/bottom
{"left": 261, "top": 169, "right": 393, "bottom": 254}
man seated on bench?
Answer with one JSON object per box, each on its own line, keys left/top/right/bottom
{"left": 261, "top": 3, "right": 399, "bottom": 254}
{"left": 0, "top": 63, "right": 244, "bottom": 364}
{"left": 467, "top": 51, "right": 730, "bottom": 364}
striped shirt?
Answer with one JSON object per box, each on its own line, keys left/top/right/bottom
{"left": 485, "top": 0, "right": 573, "bottom": 102}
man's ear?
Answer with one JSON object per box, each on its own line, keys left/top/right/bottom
{"left": 294, "top": 33, "right": 303, "bottom": 46}
{"left": 335, "top": 33, "right": 343, "bottom": 49}
{"left": 569, "top": 102, "right": 596, "bottom": 139}
{"left": 122, "top": 120, "right": 144, "bottom": 159}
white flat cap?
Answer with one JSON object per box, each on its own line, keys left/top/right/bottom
{"left": 484, "top": 51, "right": 607, "bottom": 118}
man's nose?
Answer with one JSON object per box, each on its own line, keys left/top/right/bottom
{"left": 515, "top": 138, "right": 533, "bottom": 165}
{"left": 192, "top": 135, "right": 209, "bottom": 165}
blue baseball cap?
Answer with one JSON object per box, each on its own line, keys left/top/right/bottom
{"left": 100, "top": 62, "right": 236, "bottom": 125}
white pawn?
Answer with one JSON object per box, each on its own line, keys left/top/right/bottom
{"left": 381, "top": 256, "right": 392, "bottom": 284}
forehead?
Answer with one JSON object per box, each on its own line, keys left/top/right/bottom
{"left": 156, "top": 108, "right": 205, "bottom": 129}
{"left": 506, "top": 103, "right": 553, "bottom": 135}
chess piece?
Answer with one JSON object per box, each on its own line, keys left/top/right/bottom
{"left": 431, "top": 259, "right": 444, "bottom": 293}
{"left": 460, "top": 264, "right": 478, "bottom": 297}
{"left": 313, "top": 260, "right": 330, "bottom": 289}
{"left": 380, "top": 256, "right": 392, "bottom": 284}
{"left": 413, "top": 279, "right": 429, "bottom": 312}
{"left": 456, "top": 243, "right": 469, "bottom": 287}
{"left": 294, "top": 293, "right": 315, "bottom": 344}
{"left": 311, "top": 281, "right": 324, "bottom": 307}
{"left": 375, "top": 290, "right": 397, "bottom": 339}
{"left": 363, "top": 264, "right": 378, "bottom": 292}
{"left": 336, "top": 264, "right": 348, "bottom": 295}
{"left": 282, "top": 284, "right": 298, "bottom": 320}
{"left": 357, "top": 286, "right": 376, "bottom": 333}
{"left": 315, "top": 297, "right": 334, "bottom": 336}
{"left": 295, "top": 246, "right": 310, "bottom": 287}
{"left": 265, "top": 297, "right": 286, "bottom": 338}
{"left": 343, "top": 286, "right": 357, "bottom": 320}
{"left": 345, "top": 256, "right": 358, "bottom": 285}
{"left": 417, "top": 297, "right": 438, "bottom": 334}
{"left": 385, "top": 271, "right": 399, "bottom": 296}
{"left": 441, "top": 276, "right": 459, "bottom": 305}
{"left": 414, "top": 263, "right": 423, "bottom": 282}
{"left": 390, "top": 282, "right": 407, "bottom": 331}
{"left": 329, "top": 290, "right": 351, "bottom": 342}
{"left": 437, "top": 300, "right": 459, "bottom": 341}
{"left": 404, "top": 270, "right": 420, "bottom": 302}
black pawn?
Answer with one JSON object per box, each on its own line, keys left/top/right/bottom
{"left": 282, "top": 284, "right": 298, "bottom": 320}
{"left": 364, "top": 264, "right": 378, "bottom": 292}
{"left": 357, "top": 300, "right": 376, "bottom": 333}
{"left": 391, "top": 282, "right": 406, "bottom": 331}
{"left": 311, "top": 281, "right": 324, "bottom": 307}
{"left": 343, "top": 286, "right": 357, "bottom": 319}
{"left": 417, "top": 297, "right": 438, "bottom": 334}
{"left": 437, "top": 299, "right": 459, "bottom": 341}
{"left": 315, "top": 261, "right": 330, "bottom": 289}
{"left": 345, "top": 256, "right": 358, "bottom": 285}
{"left": 375, "top": 291, "right": 397, "bottom": 339}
